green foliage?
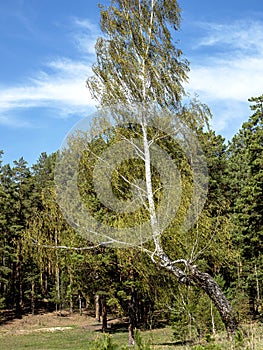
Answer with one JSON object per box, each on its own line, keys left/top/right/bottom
{"left": 134, "top": 330, "right": 152, "bottom": 350}
{"left": 88, "top": 334, "right": 119, "bottom": 350}
{"left": 193, "top": 345, "right": 223, "bottom": 350}
{"left": 87, "top": 0, "right": 188, "bottom": 107}
{"left": 233, "top": 329, "right": 246, "bottom": 350}
{"left": 87, "top": 331, "right": 152, "bottom": 350}
{"left": 227, "top": 95, "right": 263, "bottom": 318}
{"left": 171, "top": 278, "right": 226, "bottom": 342}
{"left": 0, "top": 0, "right": 262, "bottom": 344}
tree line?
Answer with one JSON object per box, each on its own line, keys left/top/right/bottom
{"left": 0, "top": 0, "right": 262, "bottom": 344}
{"left": 0, "top": 95, "right": 262, "bottom": 342}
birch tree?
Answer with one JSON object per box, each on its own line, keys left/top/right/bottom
{"left": 55, "top": 0, "right": 238, "bottom": 336}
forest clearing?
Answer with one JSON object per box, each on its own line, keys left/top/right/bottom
{"left": 1, "top": 310, "right": 263, "bottom": 349}
{"left": 0, "top": 0, "right": 262, "bottom": 349}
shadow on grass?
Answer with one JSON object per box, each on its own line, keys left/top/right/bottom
{"left": 94, "top": 320, "right": 170, "bottom": 335}
{"left": 153, "top": 340, "right": 195, "bottom": 347}
{"left": 94, "top": 321, "right": 129, "bottom": 334}
{"left": 0, "top": 305, "right": 58, "bottom": 327}
{"left": 0, "top": 309, "right": 18, "bottom": 325}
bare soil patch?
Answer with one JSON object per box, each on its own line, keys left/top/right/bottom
{"left": 0, "top": 310, "right": 125, "bottom": 336}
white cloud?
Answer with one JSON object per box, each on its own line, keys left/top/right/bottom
{"left": 186, "top": 20, "right": 263, "bottom": 136}
{"left": 0, "top": 17, "right": 98, "bottom": 127}
{"left": 196, "top": 21, "right": 263, "bottom": 53}
{"left": 2, "top": 15, "right": 262, "bottom": 138}
{"left": 189, "top": 56, "right": 263, "bottom": 102}
{"left": 188, "top": 20, "right": 263, "bottom": 100}
{"left": 72, "top": 17, "right": 100, "bottom": 55}
{"left": 0, "top": 61, "right": 95, "bottom": 119}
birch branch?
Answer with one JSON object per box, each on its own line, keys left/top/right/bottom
{"left": 31, "top": 237, "right": 111, "bottom": 250}
{"left": 84, "top": 144, "right": 147, "bottom": 196}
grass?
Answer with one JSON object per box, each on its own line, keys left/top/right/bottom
{"left": 0, "top": 311, "right": 263, "bottom": 349}
{"left": 1, "top": 328, "right": 91, "bottom": 349}
{"left": 0, "top": 326, "right": 177, "bottom": 350}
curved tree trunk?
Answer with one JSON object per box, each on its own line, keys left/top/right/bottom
{"left": 141, "top": 121, "right": 238, "bottom": 338}
{"left": 156, "top": 251, "right": 238, "bottom": 337}
{"left": 190, "top": 266, "right": 238, "bottom": 337}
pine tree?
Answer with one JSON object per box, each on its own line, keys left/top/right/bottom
{"left": 0, "top": 152, "right": 12, "bottom": 309}
{"left": 227, "top": 95, "right": 263, "bottom": 317}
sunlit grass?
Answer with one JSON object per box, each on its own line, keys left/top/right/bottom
{"left": 0, "top": 320, "right": 263, "bottom": 349}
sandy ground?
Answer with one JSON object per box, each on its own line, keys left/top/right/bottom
{"left": 0, "top": 310, "right": 125, "bottom": 336}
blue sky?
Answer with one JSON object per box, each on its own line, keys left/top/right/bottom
{"left": 0, "top": 0, "right": 262, "bottom": 165}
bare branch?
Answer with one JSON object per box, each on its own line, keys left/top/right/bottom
{"left": 121, "top": 135, "right": 145, "bottom": 161}
{"left": 84, "top": 143, "right": 148, "bottom": 197}
{"left": 189, "top": 216, "right": 221, "bottom": 264}
{"left": 30, "top": 237, "right": 110, "bottom": 250}
{"left": 170, "top": 258, "right": 189, "bottom": 267}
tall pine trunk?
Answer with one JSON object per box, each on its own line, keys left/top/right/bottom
{"left": 101, "top": 294, "right": 107, "bottom": 332}
{"left": 54, "top": 230, "right": 61, "bottom": 315}
{"left": 78, "top": 294, "right": 82, "bottom": 316}
{"left": 128, "top": 284, "right": 136, "bottom": 345}
{"left": 31, "top": 279, "right": 35, "bottom": 315}
{"left": 68, "top": 269, "right": 73, "bottom": 314}
{"left": 128, "top": 291, "right": 136, "bottom": 345}
{"left": 15, "top": 238, "right": 23, "bottom": 318}
{"left": 95, "top": 294, "right": 100, "bottom": 322}
{"left": 128, "top": 257, "right": 136, "bottom": 345}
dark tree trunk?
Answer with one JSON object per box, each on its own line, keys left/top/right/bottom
{"left": 15, "top": 239, "right": 23, "bottom": 318}
{"left": 156, "top": 251, "right": 238, "bottom": 337}
{"left": 31, "top": 279, "right": 35, "bottom": 316}
{"left": 101, "top": 294, "right": 107, "bottom": 332}
{"left": 128, "top": 323, "right": 135, "bottom": 345}
{"left": 190, "top": 266, "right": 238, "bottom": 337}
{"left": 128, "top": 290, "right": 136, "bottom": 345}
{"left": 68, "top": 269, "right": 73, "bottom": 314}
{"left": 78, "top": 294, "right": 82, "bottom": 316}
{"left": 128, "top": 257, "right": 136, "bottom": 345}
